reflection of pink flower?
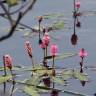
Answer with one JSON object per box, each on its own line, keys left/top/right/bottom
{"left": 50, "top": 44, "right": 58, "bottom": 57}
{"left": 25, "top": 41, "right": 32, "bottom": 58}
{"left": 43, "top": 32, "right": 50, "bottom": 46}
{"left": 79, "top": 48, "right": 87, "bottom": 58}
{"left": 75, "top": 1, "right": 80, "bottom": 9}
{"left": 4, "top": 54, "right": 12, "bottom": 69}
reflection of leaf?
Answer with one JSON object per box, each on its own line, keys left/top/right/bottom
{"left": 51, "top": 77, "right": 64, "bottom": 85}
{"left": 73, "top": 71, "right": 88, "bottom": 81}
{"left": 0, "top": 75, "right": 12, "bottom": 84}
{"left": 6, "top": 0, "right": 18, "bottom": 6}
{"left": 61, "top": 70, "right": 73, "bottom": 80}
{"left": 52, "top": 21, "right": 64, "bottom": 30}
{"left": 22, "top": 86, "right": 40, "bottom": 96}
{"left": 48, "top": 52, "right": 77, "bottom": 62}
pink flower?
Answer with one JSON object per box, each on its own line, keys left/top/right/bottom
{"left": 43, "top": 32, "right": 50, "bottom": 46}
{"left": 79, "top": 48, "right": 87, "bottom": 58}
{"left": 50, "top": 44, "right": 58, "bottom": 57}
{"left": 75, "top": 1, "right": 80, "bottom": 9}
{"left": 4, "top": 54, "right": 12, "bottom": 69}
{"left": 25, "top": 41, "right": 32, "bottom": 58}
{"left": 40, "top": 42, "right": 46, "bottom": 49}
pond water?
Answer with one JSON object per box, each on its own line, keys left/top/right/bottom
{"left": 0, "top": 0, "right": 96, "bottom": 96}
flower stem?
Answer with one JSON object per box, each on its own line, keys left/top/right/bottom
{"left": 39, "top": 22, "right": 41, "bottom": 39}
{"left": 52, "top": 56, "right": 55, "bottom": 69}
{"left": 3, "top": 56, "right": 7, "bottom": 93}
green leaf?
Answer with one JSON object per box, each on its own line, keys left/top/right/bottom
{"left": 6, "top": 0, "right": 18, "bottom": 6}
{"left": 48, "top": 52, "right": 77, "bottom": 61}
{"left": 51, "top": 77, "right": 64, "bottom": 85}
{"left": 22, "top": 86, "right": 40, "bottom": 96}
{"left": 52, "top": 21, "right": 64, "bottom": 30}
{"left": 0, "top": 66, "right": 22, "bottom": 71}
{"left": 61, "top": 70, "right": 73, "bottom": 80}
{"left": 0, "top": 75, "right": 12, "bottom": 84}
{"left": 42, "top": 13, "right": 64, "bottom": 19}
{"left": 25, "top": 76, "right": 41, "bottom": 86}
{"left": 73, "top": 71, "right": 88, "bottom": 81}
{"left": 35, "top": 69, "right": 52, "bottom": 76}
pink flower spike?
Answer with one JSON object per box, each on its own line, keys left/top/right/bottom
{"left": 43, "top": 32, "right": 50, "bottom": 46}
{"left": 4, "top": 54, "right": 12, "bottom": 69}
{"left": 40, "top": 42, "right": 46, "bottom": 49}
{"left": 79, "top": 48, "right": 88, "bottom": 58}
{"left": 75, "top": 1, "right": 80, "bottom": 9}
{"left": 25, "top": 41, "right": 32, "bottom": 58}
{"left": 50, "top": 44, "right": 58, "bottom": 57}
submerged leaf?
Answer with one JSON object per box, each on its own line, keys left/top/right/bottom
{"left": 0, "top": 75, "right": 12, "bottom": 84}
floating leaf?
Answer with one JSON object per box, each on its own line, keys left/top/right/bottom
{"left": 51, "top": 77, "right": 64, "bottom": 85}
{"left": 73, "top": 71, "right": 88, "bottom": 81}
{"left": 6, "top": 0, "right": 18, "bottom": 6}
{"left": 25, "top": 76, "right": 41, "bottom": 86}
{"left": 61, "top": 70, "right": 73, "bottom": 80}
{"left": 42, "top": 13, "right": 64, "bottom": 19}
{"left": 36, "top": 69, "right": 52, "bottom": 76}
{"left": 22, "top": 86, "right": 40, "bottom": 96}
{"left": 48, "top": 52, "right": 77, "bottom": 62}
{"left": 0, "top": 66, "right": 23, "bottom": 71}
{"left": 0, "top": 75, "right": 12, "bottom": 84}
{"left": 52, "top": 21, "right": 64, "bottom": 30}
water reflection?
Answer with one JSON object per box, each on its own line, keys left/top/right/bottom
{"left": 50, "top": 82, "right": 59, "bottom": 96}
{"left": 51, "top": 89, "right": 59, "bottom": 96}
{"left": 71, "top": 0, "right": 82, "bottom": 46}
{"left": 71, "top": 32, "right": 78, "bottom": 46}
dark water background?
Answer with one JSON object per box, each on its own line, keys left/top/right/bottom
{"left": 0, "top": 0, "right": 96, "bottom": 96}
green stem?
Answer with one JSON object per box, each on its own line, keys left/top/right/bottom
{"left": 52, "top": 56, "right": 55, "bottom": 69}
{"left": 10, "top": 83, "right": 15, "bottom": 96}
{"left": 31, "top": 56, "right": 34, "bottom": 69}
{"left": 45, "top": 47, "right": 48, "bottom": 65}
{"left": 39, "top": 22, "right": 41, "bottom": 39}
{"left": 3, "top": 56, "right": 7, "bottom": 93}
